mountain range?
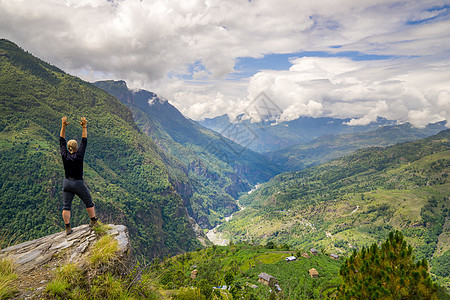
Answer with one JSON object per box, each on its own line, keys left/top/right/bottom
{"left": 93, "top": 80, "right": 281, "bottom": 229}
{"left": 1, "top": 38, "right": 448, "bottom": 291}
{"left": 199, "top": 114, "right": 397, "bottom": 152}
{"left": 266, "top": 121, "right": 448, "bottom": 171}
{"left": 200, "top": 110, "right": 447, "bottom": 175}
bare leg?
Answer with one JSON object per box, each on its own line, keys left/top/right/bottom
{"left": 86, "top": 207, "right": 96, "bottom": 218}
{"left": 87, "top": 207, "right": 98, "bottom": 228}
{"left": 62, "top": 210, "right": 71, "bottom": 224}
{"left": 62, "top": 210, "right": 73, "bottom": 235}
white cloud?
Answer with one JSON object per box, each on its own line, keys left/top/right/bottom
{"left": 345, "top": 101, "right": 388, "bottom": 125}
{"left": 0, "top": 0, "right": 449, "bottom": 125}
{"left": 277, "top": 100, "right": 323, "bottom": 123}
{"left": 245, "top": 56, "right": 450, "bottom": 126}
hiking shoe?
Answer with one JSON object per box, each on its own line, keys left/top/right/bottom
{"left": 89, "top": 217, "right": 98, "bottom": 228}
{"left": 66, "top": 226, "right": 73, "bottom": 235}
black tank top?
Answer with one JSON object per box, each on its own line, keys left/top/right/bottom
{"left": 60, "top": 137, "right": 87, "bottom": 180}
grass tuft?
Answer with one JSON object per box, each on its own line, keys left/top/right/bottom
{"left": 89, "top": 234, "right": 119, "bottom": 266}
{"left": 92, "top": 222, "right": 111, "bottom": 236}
{"left": 67, "top": 286, "right": 89, "bottom": 300}
{"left": 0, "top": 258, "right": 17, "bottom": 299}
{"left": 45, "top": 278, "right": 70, "bottom": 298}
{"left": 57, "top": 263, "right": 83, "bottom": 286}
{"left": 91, "top": 273, "right": 127, "bottom": 299}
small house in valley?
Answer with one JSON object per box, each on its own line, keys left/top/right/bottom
{"left": 309, "top": 268, "right": 319, "bottom": 278}
{"left": 258, "top": 272, "right": 277, "bottom": 286}
{"left": 330, "top": 253, "right": 339, "bottom": 260}
{"left": 310, "top": 248, "right": 319, "bottom": 256}
{"left": 302, "top": 252, "right": 311, "bottom": 259}
{"left": 190, "top": 269, "right": 198, "bottom": 279}
{"left": 285, "top": 256, "right": 297, "bottom": 262}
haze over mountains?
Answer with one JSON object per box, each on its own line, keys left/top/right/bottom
{"left": 266, "top": 121, "right": 448, "bottom": 171}
{"left": 200, "top": 113, "right": 447, "bottom": 153}
{"left": 200, "top": 114, "right": 396, "bottom": 152}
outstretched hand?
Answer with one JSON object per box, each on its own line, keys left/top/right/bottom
{"left": 79, "top": 117, "right": 87, "bottom": 128}
{"left": 62, "top": 116, "right": 69, "bottom": 127}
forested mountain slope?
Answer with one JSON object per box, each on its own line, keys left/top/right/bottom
{"left": 0, "top": 39, "right": 201, "bottom": 258}
{"left": 218, "top": 130, "right": 450, "bottom": 288}
{"left": 94, "top": 80, "right": 282, "bottom": 228}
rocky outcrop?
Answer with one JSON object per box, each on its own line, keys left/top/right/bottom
{"left": 188, "top": 216, "right": 212, "bottom": 247}
{"left": 0, "top": 224, "right": 130, "bottom": 299}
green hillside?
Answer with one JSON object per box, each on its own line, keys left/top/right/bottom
{"left": 144, "top": 242, "right": 343, "bottom": 299}
{"left": 266, "top": 121, "right": 447, "bottom": 171}
{"left": 0, "top": 39, "right": 200, "bottom": 258}
{"left": 140, "top": 232, "right": 444, "bottom": 299}
{"left": 93, "top": 80, "right": 281, "bottom": 229}
{"left": 217, "top": 130, "right": 450, "bottom": 289}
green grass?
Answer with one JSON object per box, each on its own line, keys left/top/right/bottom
{"left": 89, "top": 234, "right": 119, "bottom": 266}
{"left": 44, "top": 230, "right": 162, "bottom": 299}
{"left": 91, "top": 273, "right": 127, "bottom": 299}
{"left": 247, "top": 254, "right": 342, "bottom": 299}
{"left": 256, "top": 252, "right": 288, "bottom": 264}
{"left": 91, "top": 222, "right": 111, "bottom": 236}
{"left": 172, "top": 287, "right": 204, "bottom": 299}
{"left": 143, "top": 243, "right": 343, "bottom": 299}
{"left": 45, "top": 278, "right": 70, "bottom": 298}
{"left": 57, "top": 263, "right": 83, "bottom": 286}
{"left": 0, "top": 258, "right": 17, "bottom": 299}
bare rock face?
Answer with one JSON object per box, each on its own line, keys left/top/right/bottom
{"left": 188, "top": 216, "right": 212, "bottom": 247}
{"left": 0, "top": 224, "right": 130, "bottom": 298}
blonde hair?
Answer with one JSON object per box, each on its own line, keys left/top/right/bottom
{"left": 67, "top": 139, "right": 78, "bottom": 154}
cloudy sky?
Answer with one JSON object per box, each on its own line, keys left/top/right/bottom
{"left": 1, "top": 0, "right": 449, "bottom": 126}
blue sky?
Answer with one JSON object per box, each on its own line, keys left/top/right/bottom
{"left": 231, "top": 51, "right": 398, "bottom": 80}
{"left": 0, "top": 0, "right": 449, "bottom": 126}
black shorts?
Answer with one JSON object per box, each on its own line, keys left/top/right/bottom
{"left": 62, "top": 178, "right": 94, "bottom": 211}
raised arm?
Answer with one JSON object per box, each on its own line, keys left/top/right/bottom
{"left": 60, "top": 116, "right": 69, "bottom": 138}
{"left": 80, "top": 117, "right": 87, "bottom": 138}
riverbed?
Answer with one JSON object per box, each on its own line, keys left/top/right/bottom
{"left": 206, "top": 184, "right": 259, "bottom": 245}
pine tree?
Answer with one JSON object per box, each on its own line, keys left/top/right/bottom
{"left": 337, "top": 230, "right": 438, "bottom": 299}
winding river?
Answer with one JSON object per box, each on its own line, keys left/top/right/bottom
{"left": 206, "top": 184, "right": 259, "bottom": 245}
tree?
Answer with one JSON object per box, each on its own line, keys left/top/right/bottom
{"left": 337, "top": 230, "right": 438, "bottom": 299}
{"left": 266, "top": 241, "right": 276, "bottom": 249}
{"left": 224, "top": 271, "right": 234, "bottom": 287}
{"left": 198, "top": 279, "right": 213, "bottom": 299}
{"left": 230, "top": 282, "right": 245, "bottom": 299}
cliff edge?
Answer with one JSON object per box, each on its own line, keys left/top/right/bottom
{"left": 0, "top": 224, "right": 130, "bottom": 299}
